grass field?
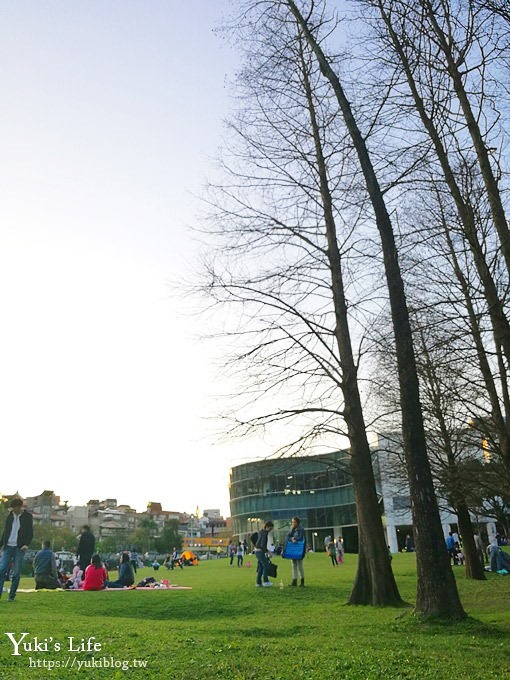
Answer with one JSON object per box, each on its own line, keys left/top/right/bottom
{"left": 0, "top": 552, "right": 509, "bottom": 679}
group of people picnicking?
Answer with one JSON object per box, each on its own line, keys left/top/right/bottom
{"left": 0, "top": 499, "right": 144, "bottom": 599}
{"left": 33, "top": 526, "right": 137, "bottom": 591}
{"left": 2, "top": 497, "right": 509, "bottom": 601}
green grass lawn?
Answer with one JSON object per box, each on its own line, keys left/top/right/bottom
{"left": 0, "top": 552, "right": 509, "bottom": 679}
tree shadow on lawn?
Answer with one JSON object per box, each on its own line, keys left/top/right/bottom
{"left": 392, "top": 612, "right": 510, "bottom": 641}
{"left": 63, "top": 593, "right": 252, "bottom": 623}
{"left": 63, "top": 582, "right": 362, "bottom": 623}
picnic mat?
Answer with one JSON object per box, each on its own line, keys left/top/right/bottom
{"left": 16, "top": 586, "right": 192, "bottom": 592}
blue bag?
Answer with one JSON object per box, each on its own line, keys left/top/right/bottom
{"left": 282, "top": 539, "right": 306, "bottom": 560}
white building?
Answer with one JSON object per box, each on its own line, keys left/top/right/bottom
{"left": 374, "top": 433, "right": 495, "bottom": 552}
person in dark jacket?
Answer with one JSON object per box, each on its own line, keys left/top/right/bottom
{"left": 33, "top": 541, "right": 59, "bottom": 589}
{"left": 76, "top": 525, "right": 95, "bottom": 575}
{"left": 254, "top": 521, "right": 274, "bottom": 587}
{"left": 0, "top": 497, "right": 33, "bottom": 601}
{"left": 286, "top": 517, "right": 305, "bottom": 587}
{"left": 106, "top": 552, "right": 135, "bottom": 588}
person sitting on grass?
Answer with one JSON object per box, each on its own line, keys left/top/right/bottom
{"left": 489, "top": 541, "right": 510, "bottom": 574}
{"left": 106, "top": 552, "right": 135, "bottom": 588}
{"left": 33, "top": 540, "right": 59, "bottom": 590}
{"left": 83, "top": 554, "right": 108, "bottom": 590}
{"left": 63, "top": 563, "right": 83, "bottom": 589}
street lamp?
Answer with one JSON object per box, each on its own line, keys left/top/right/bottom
{"left": 312, "top": 532, "right": 318, "bottom": 552}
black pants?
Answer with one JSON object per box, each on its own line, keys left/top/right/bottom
{"left": 35, "top": 574, "right": 59, "bottom": 589}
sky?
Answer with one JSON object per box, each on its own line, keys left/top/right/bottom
{"left": 0, "top": 0, "right": 269, "bottom": 517}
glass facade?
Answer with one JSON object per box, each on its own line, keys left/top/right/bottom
{"left": 229, "top": 451, "right": 358, "bottom": 551}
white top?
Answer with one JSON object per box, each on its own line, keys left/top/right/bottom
{"left": 7, "top": 513, "right": 20, "bottom": 546}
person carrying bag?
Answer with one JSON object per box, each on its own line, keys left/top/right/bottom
{"left": 283, "top": 517, "right": 306, "bottom": 586}
{"left": 254, "top": 521, "right": 275, "bottom": 588}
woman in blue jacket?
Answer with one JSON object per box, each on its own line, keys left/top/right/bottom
{"left": 286, "top": 517, "right": 305, "bottom": 587}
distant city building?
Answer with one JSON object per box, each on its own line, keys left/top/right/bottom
{"left": 2, "top": 493, "right": 228, "bottom": 550}
{"left": 65, "top": 506, "right": 89, "bottom": 533}
{"left": 25, "top": 490, "right": 67, "bottom": 527}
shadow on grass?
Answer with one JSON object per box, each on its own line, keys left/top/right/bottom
{"left": 392, "top": 612, "right": 509, "bottom": 640}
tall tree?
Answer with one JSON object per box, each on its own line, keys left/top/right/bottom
{"left": 367, "top": 0, "right": 510, "bottom": 480}
{"left": 285, "top": 0, "right": 465, "bottom": 619}
{"left": 421, "top": 0, "right": 510, "bottom": 274}
{"left": 298, "top": 33, "right": 401, "bottom": 604}
{"left": 202, "top": 3, "right": 401, "bottom": 605}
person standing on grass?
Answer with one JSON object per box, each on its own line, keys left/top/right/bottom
{"left": 0, "top": 498, "right": 33, "bottom": 600}
{"left": 327, "top": 538, "right": 337, "bottom": 567}
{"left": 33, "top": 540, "right": 59, "bottom": 590}
{"left": 236, "top": 542, "right": 244, "bottom": 567}
{"left": 76, "top": 525, "right": 95, "bottom": 576}
{"left": 336, "top": 537, "right": 344, "bottom": 564}
{"left": 254, "top": 521, "right": 274, "bottom": 587}
{"left": 286, "top": 517, "right": 305, "bottom": 587}
{"left": 0, "top": 497, "right": 33, "bottom": 601}
{"left": 130, "top": 549, "right": 139, "bottom": 573}
{"left": 446, "top": 532, "right": 457, "bottom": 565}
{"left": 228, "top": 541, "right": 236, "bottom": 566}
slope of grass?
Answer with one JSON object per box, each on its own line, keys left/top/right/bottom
{"left": 0, "top": 552, "right": 509, "bottom": 678}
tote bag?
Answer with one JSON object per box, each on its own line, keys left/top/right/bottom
{"left": 267, "top": 560, "right": 278, "bottom": 578}
{"left": 282, "top": 539, "right": 306, "bottom": 560}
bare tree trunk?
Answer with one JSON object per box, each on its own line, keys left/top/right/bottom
{"left": 300, "top": 39, "right": 401, "bottom": 605}
{"left": 286, "top": 0, "right": 465, "bottom": 619}
{"left": 456, "top": 502, "right": 486, "bottom": 580}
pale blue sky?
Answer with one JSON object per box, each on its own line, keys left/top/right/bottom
{"left": 0, "top": 0, "right": 254, "bottom": 516}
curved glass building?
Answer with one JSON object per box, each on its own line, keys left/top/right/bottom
{"left": 230, "top": 434, "right": 498, "bottom": 554}
{"left": 229, "top": 451, "right": 359, "bottom": 552}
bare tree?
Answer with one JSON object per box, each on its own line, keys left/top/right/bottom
{"left": 200, "top": 2, "right": 401, "bottom": 605}
{"left": 414, "top": 320, "right": 487, "bottom": 579}
{"left": 369, "top": 0, "right": 510, "bottom": 374}
{"left": 420, "top": 0, "right": 510, "bottom": 271}
{"left": 365, "top": 0, "right": 510, "bottom": 482}
{"left": 285, "top": 0, "right": 465, "bottom": 619}
{"left": 475, "top": 0, "right": 510, "bottom": 24}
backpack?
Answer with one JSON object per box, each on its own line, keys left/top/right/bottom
{"left": 250, "top": 531, "right": 259, "bottom": 546}
{"left": 136, "top": 576, "right": 156, "bottom": 588}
